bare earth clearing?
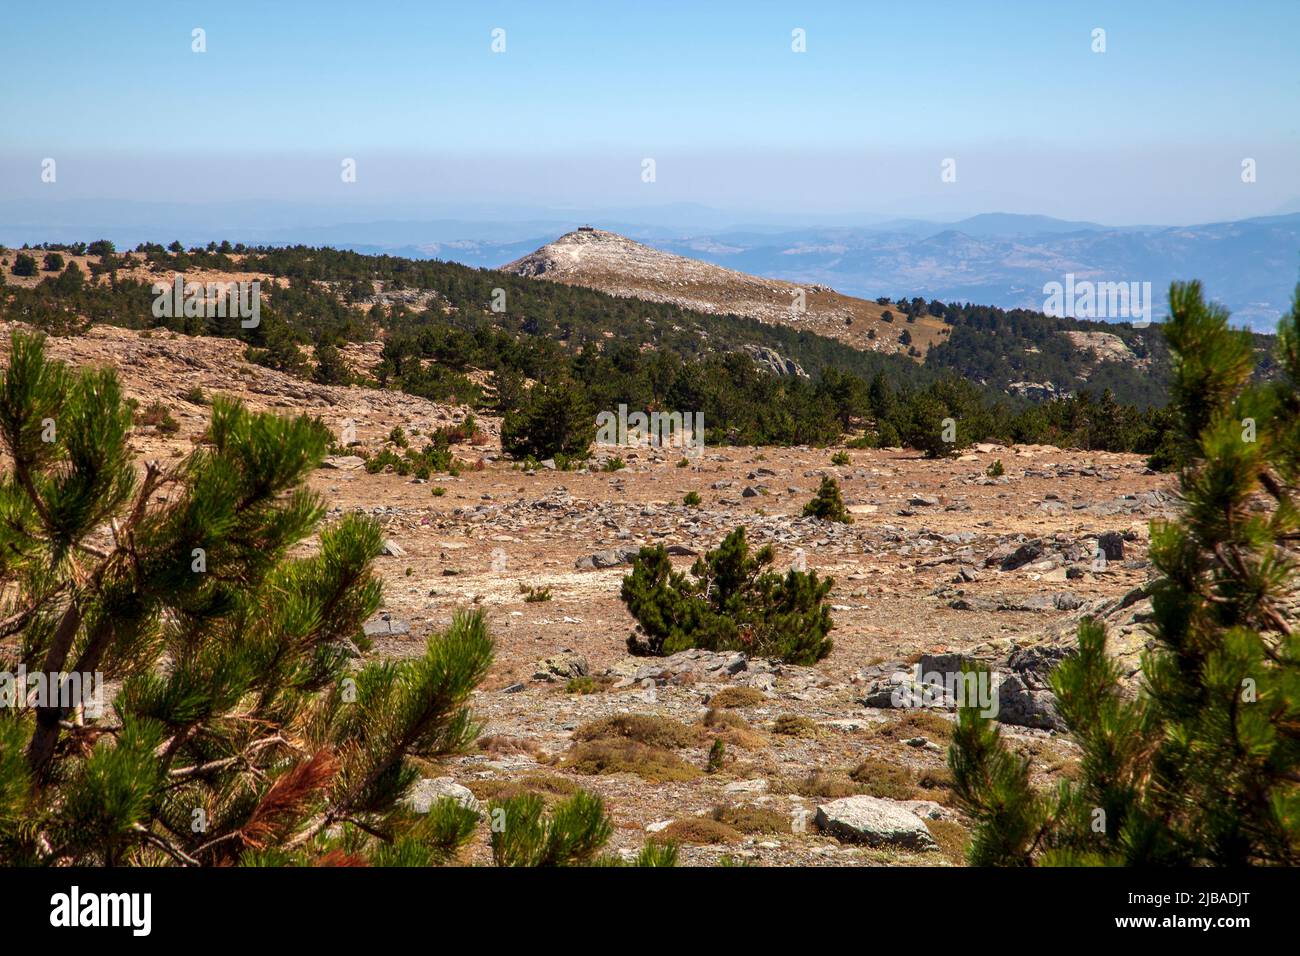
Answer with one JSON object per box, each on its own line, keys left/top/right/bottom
{"left": 9, "top": 324, "right": 1178, "bottom": 866}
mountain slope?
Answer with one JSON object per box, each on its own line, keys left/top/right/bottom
{"left": 502, "top": 228, "right": 948, "bottom": 359}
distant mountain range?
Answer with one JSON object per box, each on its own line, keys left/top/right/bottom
{"left": 641, "top": 214, "right": 1300, "bottom": 331}
{"left": 3, "top": 202, "right": 1297, "bottom": 330}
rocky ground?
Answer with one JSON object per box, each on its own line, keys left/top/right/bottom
{"left": 10, "top": 324, "right": 1182, "bottom": 866}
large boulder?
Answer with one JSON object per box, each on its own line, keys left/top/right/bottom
{"left": 814, "top": 796, "right": 937, "bottom": 850}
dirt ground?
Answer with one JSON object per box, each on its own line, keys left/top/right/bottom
{"left": 10, "top": 324, "right": 1177, "bottom": 866}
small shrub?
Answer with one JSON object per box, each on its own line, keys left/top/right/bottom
{"left": 563, "top": 739, "right": 700, "bottom": 782}
{"left": 830, "top": 450, "right": 851, "bottom": 466}
{"left": 803, "top": 475, "right": 852, "bottom": 523}
{"left": 564, "top": 676, "right": 605, "bottom": 695}
{"left": 773, "top": 714, "right": 818, "bottom": 737}
{"left": 872, "top": 710, "right": 954, "bottom": 742}
{"left": 711, "top": 804, "right": 791, "bottom": 834}
{"left": 181, "top": 385, "right": 208, "bottom": 406}
{"left": 782, "top": 772, "right": 858, "bottom": 799}
{"left": 520, "top": 583, "right": 552, "bottom": 603}
{"left": 709, "top": 686, "right": 766, "bottom": 708}
{"left": 136, "top": 399, "right": 180, "bottom": 434}
{"left": 573, "top": 714, "right": 699, "bottom": 749}
{"left": 432, "top": 486, "right": 447, "bottom": 496}
{"left": 682, "top": 490, "right": 701, "bottom": 507}
{"left": 621, "top": 526, "right": 834, "bottom": 664}
{"left": 602, "top": 456, "right": 625, "bottom": 472}
{"left": 986, "top": 458, "right": 1004, "bottom": 477}
{"left": 652, "top": 817, "right": 740, "bottom": 845}
{"left": 707, "top": 738, "right": 726, "bottom": 773}
{"left": 467, "top": 773, "right": 578, "bottom": 804}
{"left": 850, "top": 757, "right": 917, "bottom": 800}
{"left": 702, "top": 709, "right": 768, "bottom": 749}
{"left": 477, "top": 735, "right": 542, "bottom": 757}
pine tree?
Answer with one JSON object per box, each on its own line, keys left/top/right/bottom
{"left": 803, "top": 475, "right": 853, "bottom": 523}
{"left": 501, "top": 377, "right": 593, "bottom": 461}
{"left": 12, "top": 253, "right": 37, "bottom": 278}
{"left": 488, "top": 791, "right": 614, "bottom": 867}
{"left": 948, "top": 282, "right": 1300, "bottom": 866}
{"left": 621, "top": 526, "right": 833, "bottom": 664}
{"left": 0, "top": 331, "right": 501, "bottom": 866}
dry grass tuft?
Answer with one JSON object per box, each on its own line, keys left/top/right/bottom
{"left": 653, "top": 817, "right": 742, "bottom": 845}
{"left": 563, "top": 739, "right": 701, "bottom": 782}
{"left": 573, "top": 714, "right": 701, "bottom": 749}
{"left": 778, "top": 771, "right": 859, "bottom": 799}
{"left": 849, "top": 757, "right": 918, "bottom": 800}
{"left": 772, "top": 714, "right": 819, "bottom": 738}
{"left": 925, "top": 818, "right": 970, "bottom": 864}
{"left": 708, "top": 687, "right": 767, "bottom": 708}
{"left": 870, "top": 710, "right": 954, "bottom": 742}
{"left": 477, "top": 734, "right": 541, "bottom": 756}
{"left": 465, "top": 773, "right": 580, "bottom": 803}
{"left": 711, "top": 803, "right": 791, "bottom": 834}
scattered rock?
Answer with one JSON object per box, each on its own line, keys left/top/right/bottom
{"left": 576, "top": 547, "right": 640, "bottom": 570}
{"left": 814, "top": 796, "right": 938, "bottom": 850}
{"left": 533, "top": 654, "right": 589, "bottom": 681}
{"left": 362, "top": 614, "right": 410, "bottom": 637}
{"left": 321, "top": 455, "right": 366, "bottom": 470}
{"left": 403, "top": 777, "right": 481, "bottom": 815}
{"left": 1098, "top": 531, "right": 1126, "bottom": 561}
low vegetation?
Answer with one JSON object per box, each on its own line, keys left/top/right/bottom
{"left": 803, "top": 475, "right": 853, "bottom": 523}
{"left": 621, "top": 526, "right": 834, "bottom": 664}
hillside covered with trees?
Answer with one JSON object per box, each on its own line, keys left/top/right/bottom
{"left": 3, "top": 241, "right": 1264, "bottom": 461}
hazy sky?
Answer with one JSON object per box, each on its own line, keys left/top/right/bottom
{"left": 3, "top": 0, "right": 1298, "bottom": 225}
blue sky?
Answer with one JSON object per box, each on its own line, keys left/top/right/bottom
{"left": 2, "top": 0, "right": 1298, "bottom": 223}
